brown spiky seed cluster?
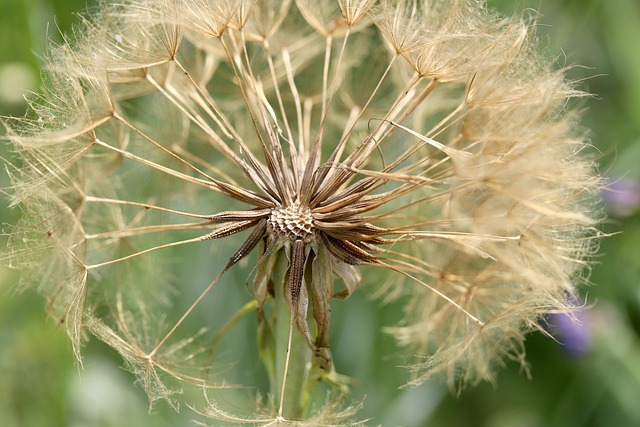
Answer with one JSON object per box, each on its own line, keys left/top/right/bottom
{"left": 268, "top": 202, "right": 315, "bottom": 242}
{"left": 4, "top": 0, "right": 601, "bottom": 422}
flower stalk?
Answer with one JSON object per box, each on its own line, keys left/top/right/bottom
{"left": 273, "top": 249, "right": 313, "bottom": 419}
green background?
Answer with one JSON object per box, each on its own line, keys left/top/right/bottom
{"left": 1, "top": 1, "right": 640, "bottom": 426}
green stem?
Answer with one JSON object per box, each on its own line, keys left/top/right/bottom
{"left": 272, "top": 251, "right": 312, "bottom": 419}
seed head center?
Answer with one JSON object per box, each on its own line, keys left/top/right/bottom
{"left": 268, "top": 201, "right": 315, "bottom": 242}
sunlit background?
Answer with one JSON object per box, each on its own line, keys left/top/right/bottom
{"left": 1, "top": 1, "right": 639, "bottom": 426}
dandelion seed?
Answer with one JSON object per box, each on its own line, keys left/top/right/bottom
{"left": 4, "top": 0, "right": 602, "bottom": 424}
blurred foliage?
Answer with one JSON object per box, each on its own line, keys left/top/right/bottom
{"left": 1, "top": 0, "right": 639, "bottom": 426}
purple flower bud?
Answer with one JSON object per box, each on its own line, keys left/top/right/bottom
{"left": 548, "top": 302, "right": 593, "bottom": 357}
{"left": 602, "top": 178, "right": 640, "bottom": 218}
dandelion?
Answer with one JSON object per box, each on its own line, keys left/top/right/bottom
{"left": 3, "top": 0, "right": 601, "bottom": 424}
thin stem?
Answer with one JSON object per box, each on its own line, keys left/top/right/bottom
{"left": 84, "top": 195, "right": 215, "bottom": 219}
{"left": 86, "top": 231, "right": 213, "bottom": 270}
{"left": 147, "top": 267, "right": 227, "bottom": 359}
{"left": 278, "top": 313, "right": 295, "bottom": 419}
{"left": 270, "top": 251, "right": 312, "bottom": 420}
{"left": 282, "top": 48, "right": 306, "bottom": 161}
{"left": 84, "top": 221, "right": 216, "bottom": 240}
{"left": 263, "top": 40, "right": 299, "bottom": 186}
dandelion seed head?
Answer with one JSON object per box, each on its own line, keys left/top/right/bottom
{"left": 3, "top": 0, "right": 603, "bottom": 423}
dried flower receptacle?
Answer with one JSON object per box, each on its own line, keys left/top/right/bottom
{"left": 3, "top": 0, "right": 602, "bottom": 424}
